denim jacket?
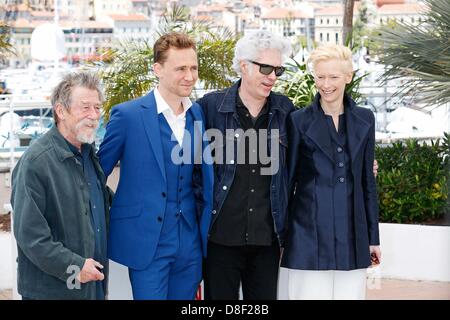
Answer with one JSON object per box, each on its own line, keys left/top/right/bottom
{"left": 197, "top": 80, "right": 295, "bottom": 245}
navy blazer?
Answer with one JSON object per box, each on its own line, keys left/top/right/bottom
{"left": 98, "top": 91, "right": 214, "bottom": 270}
{"left": 281, "top": 93, "right": 379, "bottom": 270}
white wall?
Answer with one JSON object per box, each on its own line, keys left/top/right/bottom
{"left": 378, "top": 223, "right": 450, "bottom": 282}
{"left": 108, "top": 260, "right": 133, "bottom": 299}
{"left": 0, "top": 232, "right": 12, "bottom": 290}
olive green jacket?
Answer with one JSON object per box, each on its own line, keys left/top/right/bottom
{"left": 11, "top": 126, "right": 110, "bottom": 300}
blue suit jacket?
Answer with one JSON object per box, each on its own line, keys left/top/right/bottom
{"left": 98, "top": 91, "right": 213, "bottom": 270}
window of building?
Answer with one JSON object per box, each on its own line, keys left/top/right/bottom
{"left": 320, "top": 33, "right": 323, "bottom": 42}
{"left": 326, "top": 33, "right": 329, "bottom": 42}
{"left": 336, "top": 18, "right": 338, "bottom": 24}
{"left": 327, "top": 18, "right": 329, "bottom": 24}
{"left": 335, "top": 33, "right": 338, "bottom": 44}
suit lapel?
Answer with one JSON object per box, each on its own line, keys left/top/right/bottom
{"left": 305, "top": 96, "right": 334, "bottom": 162}
{"left": 140, "top": 91, "right": 166, "bottom": 181}
{"left": 305, "top": 114, "right": 334, "bottom": 163}
{"left": 187, "top": 106, "right": 204, "bottom": 165}
{"left": 346, "top": 101, "right": 370, "bottom": 164}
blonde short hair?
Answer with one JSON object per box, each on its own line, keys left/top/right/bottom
{"left": 308, "top": 44, "right": 353, "bottom": 74}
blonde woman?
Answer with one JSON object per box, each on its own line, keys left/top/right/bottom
{"left": 281, "top": 44, "right": 381, "bottom": 300}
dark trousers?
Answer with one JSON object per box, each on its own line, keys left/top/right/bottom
{"left": 204, "top": 241, "right": 280, "bottom": 300}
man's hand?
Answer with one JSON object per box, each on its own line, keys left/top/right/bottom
{"left": 76, "top": 258, "right": 104, "bottom": 283}
{"left": 373, "top": 159, "right": 378, "bottom": 177}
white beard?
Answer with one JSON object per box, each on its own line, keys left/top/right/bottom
{"left": 75, "top": 119, "right": 99, "bottom": 144}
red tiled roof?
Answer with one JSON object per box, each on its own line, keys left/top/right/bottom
{"left": 193, "top": 15, "right": 213, "bottom": 22}
{"left": 108, "top": 14, "right": 149, "bottom": 21}
{"left": 376, "top": 0, "right": 405, "bottom": 8}
{"left": 316, "top": 2, "right": 361, "bottom": 16}
{"left": 261, "top": 7, "right": 311, "bottom": 19}
{"left": 378, "top": 4, "right": 427, "bottom": 14}
{"left": 60, "top": 21, "right": 112, "bottom": 29}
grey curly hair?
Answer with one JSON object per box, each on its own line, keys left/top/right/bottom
{"left": 232, "top": 30, "right": 292, "bottom": 75}
{"left": 51, "top": 71, "right": 103, "bottom": 124}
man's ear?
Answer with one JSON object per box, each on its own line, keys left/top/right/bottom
{"left": 240, "top": 60, "right": 249, "bottom": 76}
{"left": 153, "top": 63, "right": 162, "bottom": 78}
{"left": 54, "top": 103, "right": 65, "bottom": 122}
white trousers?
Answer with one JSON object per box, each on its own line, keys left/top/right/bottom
{"left": 287, "top": 269, "right": 367, "bottom": 300}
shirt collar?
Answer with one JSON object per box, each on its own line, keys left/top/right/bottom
{"left": 236, "top": 91, "right": 270, "bottom": 117}
{"left": 65, "top": 139, "right": 91, "bottom": 158}
{"left": 154, "top": 86, "right": 192, "bottom": 116}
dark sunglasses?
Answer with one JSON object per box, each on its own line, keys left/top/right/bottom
{"left": 249, "top": 60, "right": 285, "bottom": 77}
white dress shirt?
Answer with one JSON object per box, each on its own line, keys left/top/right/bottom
{"left": 154, "top": 87, "right": 192, "bottom": 146}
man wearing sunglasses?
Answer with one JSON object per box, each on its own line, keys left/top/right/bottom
{"left": 197, "top": 30, "right": 294, "bottom": 300}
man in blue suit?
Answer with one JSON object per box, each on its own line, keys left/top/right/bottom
{"left": 98, "top": 32, "right": 213, "bottom": 300}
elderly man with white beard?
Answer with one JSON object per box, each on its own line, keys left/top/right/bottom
{"left": 11, "top": 72, "right": 111, "bottom": 300}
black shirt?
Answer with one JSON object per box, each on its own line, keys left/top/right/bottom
{"left": 209, "top": 93, "right": 275, "bottom": 246}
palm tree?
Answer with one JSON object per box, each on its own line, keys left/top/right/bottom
{"left": 0, "top": 21, "right": 14, "bottom": 59}
{"left": 343, "top": 0, "right": 356, "bottom": 46}
{"left": 372, "top": 0, "right": 450, "bottom": 107}
{"left": 99, "top": 4, "right": 237, "bottom": 120}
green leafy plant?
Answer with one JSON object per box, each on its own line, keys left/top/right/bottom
{"left": 372, "top": 0, "right": 450, "bottom": 107}
{"left": 375, "top": 136, "right": 449, "bottom": 224}
{"left": 273, "top": 59, "right": 315, "bottom": 108}
{"left": 98, "top": 4, "right": 237, "bottom": 120}
{"left": 0, "top": 21, "right": 14, "bottom": 58}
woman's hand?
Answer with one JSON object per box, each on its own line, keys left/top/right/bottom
{"left": 369, "top": 245, "right": 381, "bottom": 266}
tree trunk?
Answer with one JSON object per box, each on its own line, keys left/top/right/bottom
{"left": 343, "top": 0, "right": 355, "bottom": 46}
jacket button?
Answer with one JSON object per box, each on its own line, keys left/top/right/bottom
{"left": 161, "top": 192, "right": 166, "bottom": 198}
{"left": 339, "top": 177, "right": 345, "bottom": 183}
{"left": 212, "top": 210, "right": 217, "bottom": 214}
{"left": 157, "top": 216, "right": 163, "bottom": 222}
{"left": 338, "top": 162, "right": 344, "bottom": 168}
{"left": 222, "top": 185, "right": 227, "bottom": 190}
{"left": 337, "top": 147, "right": 343, "bottom": 153}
